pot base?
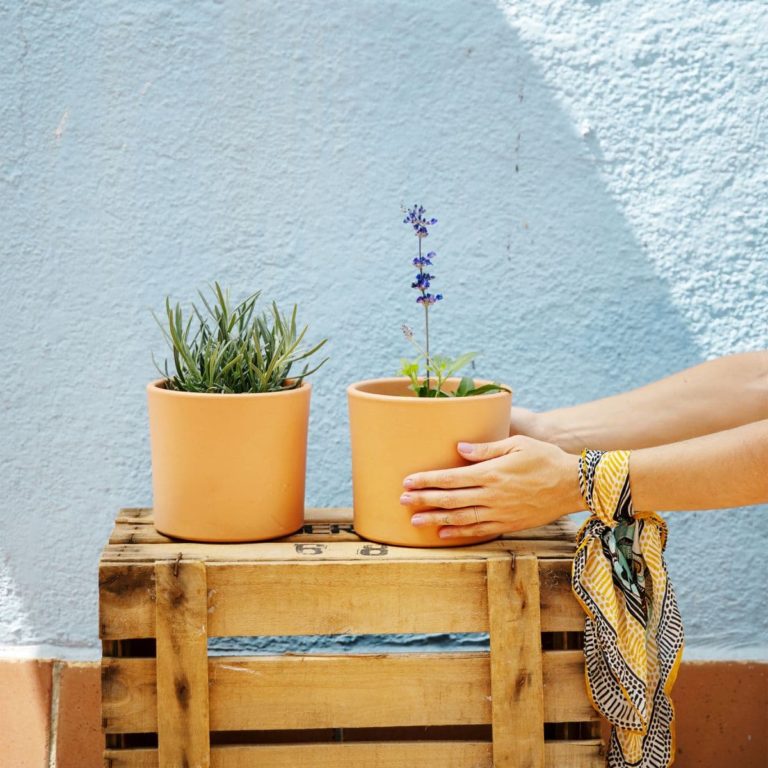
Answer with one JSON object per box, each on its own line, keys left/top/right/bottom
{"left": 153, "top": 522, "right": 305, "bottom": 544}
{"left": 353, "top": 524, "right": 499, "bottom": 549}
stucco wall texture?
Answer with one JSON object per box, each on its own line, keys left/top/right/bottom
{"left": 1, "top": 1, "right": 766, "bottom": 659}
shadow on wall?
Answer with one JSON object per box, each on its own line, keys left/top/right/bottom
{"left": 0, "top": 0, "right": 700, "bottom": 652}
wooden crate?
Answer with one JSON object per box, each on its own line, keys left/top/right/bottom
{"left": 100, "top": 508, "right": 604, "bottom": 768}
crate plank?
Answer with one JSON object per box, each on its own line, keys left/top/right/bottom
{"left": 100, "top": 564, "right": 157, "bottom": 641}
{"left": 538, "top": 559, "right": 584, "bottom": 632}
{"left": 101, "top": 539, "right": 575, "bottom": 566}
{"left": 109, "top": 524, "right": 361, "bottom": 546}
{"left": 104, "top": 739, "right": 604, "bottom": 768}
{"left": 487, "top": 555, "right": 545, "bottom": 768}
{"left": 115, "top": 507, "right": 575, "bottom": 539}
{"left": 102, "top": 650, "right": 596, "bottom": 733}
{"left": 116, "top": 508, "right": 154, "bottom": 524}
{"left": 207, "top": 560, "right": 490, "bottom": 636}
{"left": 154, "top": 560, "right": 210, "bottom": 768}
{"left": 99, "top": 559, "right": 584, "bottom": 640}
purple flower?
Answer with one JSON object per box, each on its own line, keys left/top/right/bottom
{"left": 403, "top": 205, "right": 444, "bottom": 308}
{"left": 412, "top": 251, "right": 435, "bottom": 268}
{"left": 402, "top": 204, "right": 438, "bottom": 239}
{"left": 411, "top": 272, "right": 434, "bottom": 290}
{"left": 416, "top": 293, "right": 443, "bottom": 306}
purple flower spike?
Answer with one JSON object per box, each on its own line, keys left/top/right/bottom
{"left": 402, "top": 204, "right": 438, "bottom": 239}
{"left": 411, "top": 272, "right": 434, "bottom": 290}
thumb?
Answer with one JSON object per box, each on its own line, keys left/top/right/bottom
{"left": 457, "top": 437, "right": 519, "bottom": 462}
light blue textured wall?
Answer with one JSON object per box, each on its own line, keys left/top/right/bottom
{"left": 1, "top": 0, "right": 766, "bottom": 659}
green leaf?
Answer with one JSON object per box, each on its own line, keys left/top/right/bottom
{"left": 152, "top": 285, "right": 328, "bottom": 394}
{"left": 455, "top": 376, "right": 475, "bottom": 397}
{"left": 443, "top": 351, "right": 477, "bottom": 379}
{"left": 465, "top": 383, "right": 511, "bottom": 397}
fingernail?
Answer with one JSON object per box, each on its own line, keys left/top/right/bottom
{"left": 411, "top": 514, "right": 427, "bottom": 526}
{"left": 439, "top": 528, "right": 454, "bottom": 538}
{"left": 457, "top": 442, "right": 473, "bottom": 453}
{"left": 403, "top": 477, "right": 415, "bottom": 489}
{"left": 400, "top": 493, "right": 412, "bottom": 505}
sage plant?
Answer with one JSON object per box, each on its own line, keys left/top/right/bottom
{"left": 399, "top": 204, "right": 508, "bottom": 398}
{"left": 402, "top": 204, "right": 442, "bottom": 389}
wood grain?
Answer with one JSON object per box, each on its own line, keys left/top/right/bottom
{"left": 154, "top": 560, "right": 210, "bottom": 768}
{"left": 487, "top": 555, "right": 546, "bottom": 768}
{"left": 102, "top": 650, "right": 596, "bottom": 733}
{"left": 103, "top": 739, "right": 604, "bottom": 768}
{"left": 99, "top": 558, "right": 584, "bottom": 640}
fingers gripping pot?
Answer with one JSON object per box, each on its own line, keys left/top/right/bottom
{"left": 347, "top": 377, "right": 512, "bottom": 547}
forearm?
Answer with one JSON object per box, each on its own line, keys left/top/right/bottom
{"left": 629, "top": 419, "right": 768, "bottom": 511}
{"left": 539, "top": 351, "right": 768, "bottom": 452}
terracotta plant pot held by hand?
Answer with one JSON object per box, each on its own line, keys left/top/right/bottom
{"left": 348, "top": 377, "right": 512, "bottom": 547}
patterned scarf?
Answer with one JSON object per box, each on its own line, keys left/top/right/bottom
{"left": 571, "top": 449, "right": 684, "bottom": 767}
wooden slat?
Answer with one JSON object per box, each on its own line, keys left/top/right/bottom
{"left": 116, "top": 508, "right": 154, "bottom": 524}
{"left": 154, "top": 560, "right": 210, "bottom": 768}
{"left": 108, "top": 524, "right": 361, "bottom": 546}
{"left": 539, "top": 558, "right": 584, "bottom": 632}
{"left": 110, "top": 524, "right": 175, "bottom": 545}
{"left": 111, "top": 508, "right": 362, "bottom": 544}
{"left": 103, "top": 739, "right": 604, "bottom": 768}
{"left": 99, "top": 559, "right": 584, "bottom": 640}
{"left": 101, "top": 538, "right": 575, "bottom": 566}
{"left": 545, "top": 740, "right": 605, "bottom": 768}
{"left": 487, "top": 555, "right": 545, "bottom": 767}
{"left": 101, "top": 650, "right": 597, "bottom": 733}
{"left": 207, "top": 560, "right": 490, "bottom": 636}
{"left": 305, "top": 508, "right": 359, "bottom": 524}
{"left": 100, "top": 563, "right": 157, "bottom": 641}
{"left": 115, "top": 507, "right": 575, "bottom": 539}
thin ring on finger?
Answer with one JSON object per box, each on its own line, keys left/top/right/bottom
{"left": 401, "top": 487, "right": 485, "bottom": 511}
{"left": 411, "top": 506, "right": 492, "bottom": 528}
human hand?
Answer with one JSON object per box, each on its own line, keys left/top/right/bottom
{"left": 400, "top": 435, "right": 583, "bottom": 539}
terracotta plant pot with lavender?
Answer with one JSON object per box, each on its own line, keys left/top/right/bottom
{"left": 148, "top": 284, "right": 327, "bottom": 542}
{"left": 348, "top": 205, "right": 512, "bottom": 547}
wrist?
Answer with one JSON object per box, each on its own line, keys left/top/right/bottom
{"left": 560, "top": 449, "right": 586, "bottom": 514}
{"left": 539, "top": 410, "right": 584, "bottom": 453}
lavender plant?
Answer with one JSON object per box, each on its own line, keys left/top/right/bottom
{"left": 154, "top": 283, "right": 328, "bottom": 393}
{"left": 398, "top": 204, "right": 508, "bottom": 398}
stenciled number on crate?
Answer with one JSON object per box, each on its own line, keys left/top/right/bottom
{"left": 294, "top": 543, "right": 328, "bottom": 555}
{"left": 301, "top": 523, "right": 355, "bottom": 535}
{"left": 357, "top": 544, "right": 389, "bottom": 557}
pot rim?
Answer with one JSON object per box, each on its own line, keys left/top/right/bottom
{"left": 147, "top": 378, "right": 311, "bottom": 398}
{"left": 347, "top": 376, "right": 511, "bottom": 403}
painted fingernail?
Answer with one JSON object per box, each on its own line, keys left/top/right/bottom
{"left": 457, "top": 442, "right": 473, "bottom": 453}
{"left": 403, "top": 477, "right": 415, "bottom": 489}
{"left": 411, "top": 514, "right": 426, "bottom": 526}
{"left": 400, "top": 493, "right": 412, "bottom": 504}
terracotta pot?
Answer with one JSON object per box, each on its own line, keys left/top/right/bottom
{"left": 147, "top": 379, "right": 310, "bottom": 542}
{"left": 347, "top": 377, "right": 512, "bottom": 547}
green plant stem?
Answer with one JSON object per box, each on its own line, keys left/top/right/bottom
{"left": 425, "top": 304, "right": 430, "bottom": 391}
{"left": 418, "top": 237, "right": 431, "bottom": 392}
